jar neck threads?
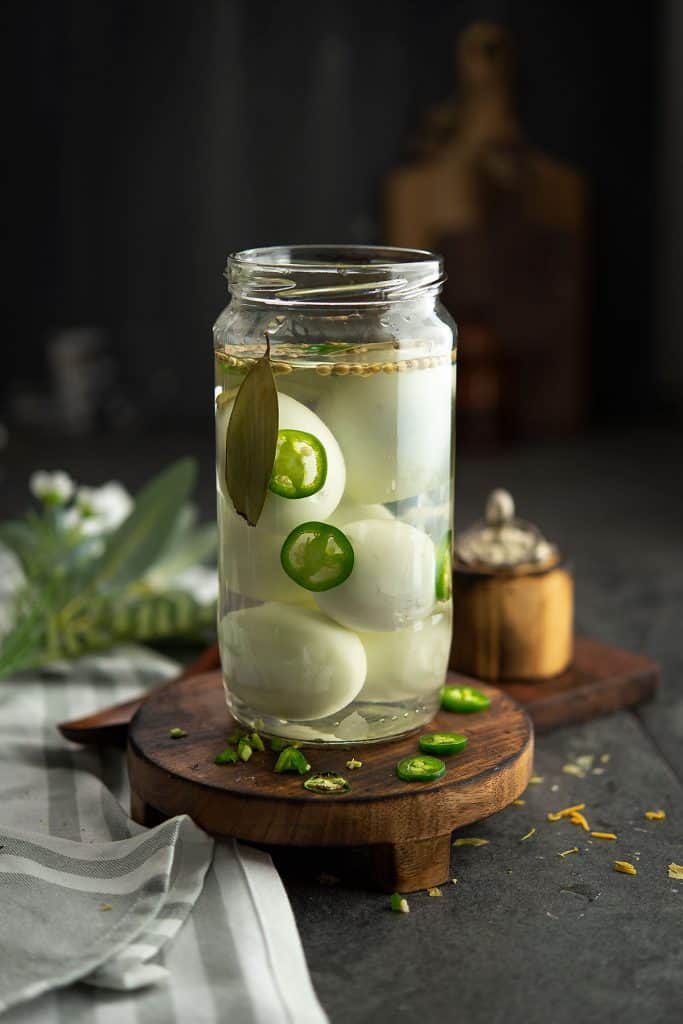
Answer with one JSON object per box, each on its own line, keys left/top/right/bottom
{"left": 227, "top": 245, "right": 445, "bottom": 308}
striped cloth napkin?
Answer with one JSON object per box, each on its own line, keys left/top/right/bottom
{"left": 0, "top": 645, "right": 327, "bottom": 1024}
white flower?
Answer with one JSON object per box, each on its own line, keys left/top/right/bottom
{"left": 167, "top": 566, "right": 218, "bottom": 605}
{"left": 0, "top": 545, "right": 26, "bottom": 641}
{"left": 75, "top": 482, "right": 133, "bottom": 535}
{"left": 62, "top": 506, "right": 82, "bottom": 531}
{"left": 29, "top": 470, "right": 75, "bottom": 504}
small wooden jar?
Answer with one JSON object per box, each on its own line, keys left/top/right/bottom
{"left": 449, "top": 491, "right": 574, "bottom": 681}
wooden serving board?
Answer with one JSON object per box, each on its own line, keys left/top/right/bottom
{"left": 128, "top": 672, "right": 533, "bottom": 892}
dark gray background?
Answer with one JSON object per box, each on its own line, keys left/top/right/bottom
{"left": 7, "top": 0, "right": 681, "bottom": 429}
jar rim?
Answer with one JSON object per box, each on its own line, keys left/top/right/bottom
{"left": 226, "top": 245, "right": 445, "bottom": 306}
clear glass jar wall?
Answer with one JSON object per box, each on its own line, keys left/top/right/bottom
{"left": 214, "top": 246, "right": 457, "bottom": 744}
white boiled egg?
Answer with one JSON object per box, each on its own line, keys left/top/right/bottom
{"left": 327, "top": 500, "right": 394, "bottom": 528}
{"left": 315, "top": 519, "right": 436, "bottom": 631}
{"left": 216, "top": 391, "right": 345, "bottom": 532}
{"left": 220, "top": 603, "right": 367, "bottom": 720}
{"left": 316, "top": 363, "right": 452, "bottom": 504}
{"left": 358, "top": 610, "right": 452, "bottom": 702}
{"left": 219, "top": 495, "right": 311, "bottom": 604}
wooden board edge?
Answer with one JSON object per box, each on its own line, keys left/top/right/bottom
{"left": 522, "top": 666, "right": 659, "bottom": 733}
{"left": 127, "top": 716, "right": 534, "bottom": 848}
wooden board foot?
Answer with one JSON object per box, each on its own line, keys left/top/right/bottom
{"left": 130, "top": 788, "right": 167, "bottom": 828}
{"left": 369, "top": 834, "right": 452, "bottom": 893}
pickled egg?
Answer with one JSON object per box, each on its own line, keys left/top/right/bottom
{"left": 219, "top": 496, "right": 311, "bottom": 604}
{"left": 317, "top": 363, "right": 452, "bottom": 504}
{"left": 216, "top": 391, "right": 345, "bottom": 533}
{"left": 358, "top": 610, "right": 452, "bottom": 701}
{"left": 315, "top": 519, "right": 436, "bottom": 631}
{"left": 220, "top": 603, "right": 367, "bottom": 720}
{"left": 327, "top": 500, "right": 394, "bottom": 528}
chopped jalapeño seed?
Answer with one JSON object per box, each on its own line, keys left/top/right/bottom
{"left": 303, "top": 772, "right": 350, "bottom": 794}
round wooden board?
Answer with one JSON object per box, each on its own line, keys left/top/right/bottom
{"left": 128, "top": 671, "right": 533, "bottom": 892}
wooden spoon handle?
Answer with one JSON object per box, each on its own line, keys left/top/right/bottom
{"left": 58, "top": 644, "right": 221, "bottom": 747}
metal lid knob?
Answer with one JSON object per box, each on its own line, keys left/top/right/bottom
{"left": 455, "top": 488, "right": 557, "bottom": 569}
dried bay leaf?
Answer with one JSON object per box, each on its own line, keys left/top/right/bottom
{"left": 225, "top": 337, "right": 279, "bottom": 526}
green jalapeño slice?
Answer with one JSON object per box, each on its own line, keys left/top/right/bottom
{"left": 441, "top": 685, "right": 491, "bottom": 713}
{"left": 418, "top": 732, "right": 467, "bottom": 756}
{"left": 396, "top": 755, "right": 446, "bottom": 782}
{"left": 435, "top": 531, "right": 452, "bottom": 601}
{"left": 281, "top": 522, "right": 354, "bottom": 592}
{"left": 269, "top": 429, "right": 327, "bottom": 499}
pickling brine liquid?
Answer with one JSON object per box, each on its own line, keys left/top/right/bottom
{"left": 215, "top": 342, "right": 455, "bottom": 744}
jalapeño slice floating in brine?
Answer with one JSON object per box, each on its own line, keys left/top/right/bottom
{"left": 435, "top": 531, "right": 453, "bottom": 601}
{"left": 280, "top": 521, "right": 354, "bottom": 592}
{"left": 269, "top": 429, "right": 328, "bottom": 499}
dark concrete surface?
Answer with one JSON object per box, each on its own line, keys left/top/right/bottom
{"left": 2, "top": 425, "right": 681, "bottom": 1023}
{"left": 286, "top": 428, "right": 683, "bottom": 1024}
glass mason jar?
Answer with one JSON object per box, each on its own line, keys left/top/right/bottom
{"left": 213, "top": 246, "right": 456, "bottom": 744}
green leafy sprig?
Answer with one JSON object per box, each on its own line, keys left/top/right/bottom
{"left": 0, "top": 459, "right": 217, "bottom": 679}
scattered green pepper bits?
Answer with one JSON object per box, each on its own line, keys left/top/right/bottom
{"left": 441, "top": 685, "right": 491, "bottom": 713}
{"left": 274, "top": 747, "right": 311, "bottom": 775}
{"left": 169, "top": 727, "right": 187, "bottom": 739}
{"left": 269, "top": 429, "right": 328, "bottom": 499}
{"left": 396, "top": 755, "right": 446, "bottom": 782}
{"left": 280, "top": 521, "right": 354, "bottom": 592}
{"left": 418, "top": 732, "right": 467, "bottom": 756}
{"left": 303, "top": 772, "right": 350, "bottom": 794}
{"left": 238, "top": 736, "right": 253, "bottom": 762}
{"left": 390, "top": 892, "right": 409, "bottom": 913}
{"left": 214, "top": 746, "right": 238, "bottom": 765}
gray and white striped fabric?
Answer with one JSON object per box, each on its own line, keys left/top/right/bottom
{"left": 0, "top": 646, "right": 327, "bottom": 1024}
